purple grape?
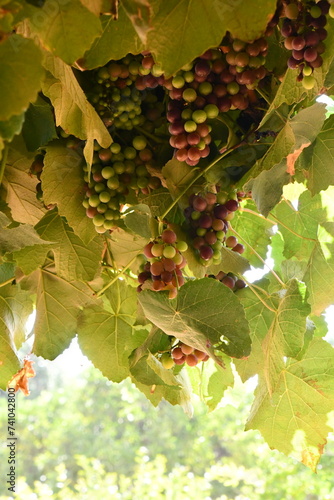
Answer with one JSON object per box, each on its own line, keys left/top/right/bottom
{"left": 200, "top": 245, "right": 214, "bottom": 260}
{"left": 214, "top": 204, "right": 228, "bottom": 220}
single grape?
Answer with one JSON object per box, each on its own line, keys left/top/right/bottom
{"left": 185, "top": 354, "right": 198, "bottom": 366}
{"left": 160, "top": 353, "right": 175, "bottom": 369}
{"left": 161, "top": 229, "right": 177, "bottom": 244}
{"left": 172, "top": 347, "right": 184, "bottom": 359}
{"left": 199, "top": 245, "right": 214, "bottom": 260}
{"left": 180, "top": 343, "right": 194, "bottom": 355}
{"left": 163, "top": 245, "right": 176, "bottom": 259}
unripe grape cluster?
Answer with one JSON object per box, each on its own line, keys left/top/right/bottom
{"left": 138, "top": 229, "right": 188, "bottom": 298}
{"left": 82, "top": 138, "right": 161, "bottom": 233}
{"left": 184, "top": 191, "right": 242, "bottom": 266}
{"left": 281, "top": 0, "right": 330, "bottom": 88}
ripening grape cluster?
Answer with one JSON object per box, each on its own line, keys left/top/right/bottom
{"left": 281, "top": 0, "right": 330, "bottom": 88}
{"left": 138, "top": 229, "right": 188, "bottom": 299}
{"left": 184, "top": 191, "right": 242, "bottom": 265}
{"left": 209, "top": 271, "right": 246, "bottom": 291}
{"left": 82, "top": 138, "right": 161, "bottom": 233}
{"left": 170, "top": 342, "right": 209, "bottom": 367}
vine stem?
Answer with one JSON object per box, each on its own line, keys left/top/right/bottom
{"left": 96, "top": 255, "right": 137, "bottom": 297}
{"left": 242, "top": 278, "right": 277, "bottom": 313}
{"left": 229, "top": 224, "right": 286, "bottom": 288}
{"left": 0, "top": 277, "right": 16, "bottom": 288}
{"left": 160, "top": 143, "right": 241, "bottom": 221}
{"left": 0, "top": 143, "right": 9, "bottom": 186}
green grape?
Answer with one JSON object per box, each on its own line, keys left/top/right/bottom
{"left": 99, "top": 191, "right": 111, "bottom": 203}
{"left": 132, "top": 136, "right": 147, "bottom": 151}
{"left": 89, "top": 194, "right": 100, "bottom": 207}
{"left": 160, "top": 353, "right": 175, "bottom": 369}
{"left": 163, "top": 245, "right": 176, "bottom": 259}
{"left": 175, "top": 241, "right": 188, "bottom": 252}
{"left": 93, "top": 214, "right": 105, "bottom": 226}
{"left": 192, "top": 110, "right": 207, "bottom": 124}
{"left": 107, "top": 177, "right": 120, "bottom": 189}
{"left": 110, "top": 143, "right": 121, "bottom": 154}
{"left": 101, "top": 166, "right": 115, "bottom": 179}
{"left": 151, "top": 243, "right": 164, "bottom": 257}
{"left": 184, "top": 120, "right": 197, "bottom": 132}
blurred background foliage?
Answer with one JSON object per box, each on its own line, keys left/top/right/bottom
{"left": 1, "top": 344, "right": 334, "bottom": 500}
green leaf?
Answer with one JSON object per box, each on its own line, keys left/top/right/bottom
{"left": 1, "top": 146, "right": 46, "bottom": 225}
{"left": 29, "top": 0, "right": 102, "bottom": 65}
{"left": 35, "top": 210, "right": 103, "bottom": 282}
{"left": 162, "top": 159, "right": 199, "bottom": 211}
{"left": 303, "top": 230, "right": 334, "bottom": 316}
{"left": 11, "top": 242, "right": 52, "bottom": 276}
{"left": 77, "top": 280, "right": 141, "bottom": 382}
{"left": 139, "top": 188, "right": 185, "bottom": 225}
{"left": 83, "top": 5, "right": 144, "bottom": 69}
{"left": 0, "top": 222, "right": 51, "bottom": 256}
{"left": 121, "top": 0, "right": 157, "bottom": 44}
{"left": 139, "top": 278, "right": 251, "bottom": 359}
{"left": 187, "top": 356, "right": 234, "bottom": 411}
{"left": 107, "top": 227, "right": 149, "bottom": 271}
{"left": 297, "top": 115, "right": 334, "bottom": 194}
{"left": 231, "top": 201, "right": 275, "bottom": 267}
{"left": 245, "top": 103, "right": 327, "bottom": 216}
{"left": 0, "top": 112, "right": 25, "bottom": 142}
{"left": 207, "top": 246, "right": 250, "bottom": 276}
{"left": 42, "top": 143, "right": 97, "bottom": 244}
{"left": 41, "top": 55, "right": 112, "bottom": 167}
{"left": 0, "top": 284, "right": 33, "bottom": 389}
{"left": 246, "top": 338, "right": 334, "bottom": 471}
{"left": 234, "top": 279, "right": 275, "bottom": 383}
{"left": 21, "top": 96, "right": 58, "bottom": 152}
{"left": 123, "top": 204, "right": 152, "bottom": 239}
{"left": 146, "top": 0, "right": 277, "bottom": 77}
{"left": 272, "top": 191, "right": 325, "bottom": 261}
{"left": 27, "top": 269, "right": 96, "bottom": 360}
{"left": 0, "top": 35, "right": 43, "bottom": 121}
{"left": 0, "top": 262, "right": 15, "bottom": 284}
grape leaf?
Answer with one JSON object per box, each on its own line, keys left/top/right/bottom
{"left": 207, "top": 246, "right": 250, "bottom": 276}
{"left": 11, "top": 242, "right": 52, "bottom": 276}
{"left": 35, "top": 210, "right": 103, "bottom": 282}
{"left": 146, "top": 0, "right": 277, "bottom": 77}
{"left": 123, "top": 204, "right": 152, "bottom": 239}
{"left": 41, "top": 54, "right": 112, "bottom": 167}
{"left": 0, "top": 284, "right": 33, "bottom": 389}
{"left": 303, "top": 232, "right": 334, "bottom": 316}
{"left": 83, "top": 5, "right": 144, "bottom": 70}
{"left": 234, "top": 279, "right": 276, "bottom": 383}
{"left": 121, "top": 0, "right": 156, "bottom": 44}
{"left": 297, "top": 115, "right": 334, "bottom": 194}
{"left": 162, "top": 159, "right": 199, "bottom": 211}
{"left": 0, "top": 35, "right": 43, "bottom": 121}
{"left": 29, "top": 0, "right": 102, "bottom": 65}
{"left": 187, "top": 356, "right": 234, "bottom": 412}
{"left": 0, "top": 222, "right": 51, "bottom": 256}
{"left": 42, "top": 143, "right": 97, "bottom": 245}
{"left": 1, "top": 146, "right": 46, "bottom": 225}
{"left": 272, "top": 191, "right": 325, "bottom": 261}
{"left": 0, "top": 112, "right": 25, "bottom": 142}
{"left": 246, "top": 338, "right": 334, "bottom": 471}
{"left": 139, "top": 278, "right": 251, "bottom": 358}
{"left": 0, "top": 262, "right": 15, "bottom": 285}
{"left": 132, "top": 368, "right": 193, "bottom": 416}
{"left": 139, "top": 188, "right": 185, "bottom": 225}
{"left": 231, "top": 200, "right": 275, "bottom": 267}
{"left": 27, "top": 268, "right": 96, "bottom": 360}
{"left": 21, "top": 96, "right": 58, "bottom": 152}
{"left": 107, "top": 227, "right": 149, "bottom": 271}
{"left": 77, "top": 280, "right": 142, "bottom": 382}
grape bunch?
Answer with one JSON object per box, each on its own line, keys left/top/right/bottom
{"left": 281, "top": 0, "right": 330, "bottom": 88}
{"left": 82, "top": 138, "right": 161, "bottom": 233}
{"left": 184, "top": 191, "right": 242, "bottom": 266}
{"left": 138, "top": 228, "right": 188, "bottom": 299}
{"left": 209, "top": 271, "right": 246, "bottom": 291}
{"left": 88, "top": 54, "right": 147, "bottom": 131}
{"left": 169, "top": 341, "right": 209, "bottom": 367}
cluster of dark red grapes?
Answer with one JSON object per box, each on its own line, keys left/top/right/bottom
{"left": 209, "top": 271, "right": 246, "bottom": 291}
{"left": 184, "top": 191, "right": 242, "bottom": 266}
{"left": 160, "top": 341, "right": 210, "bottom": 369}
{"left": 138, "top": 229, "right": 188, "bottom": 299}
{"left": 281, "top": 0, "right": 330, "bottom": 88}
{"left": 82, "top": 138, "right": 161, "bottom": 233}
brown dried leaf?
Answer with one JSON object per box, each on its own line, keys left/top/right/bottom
{"left": 8, "top": 359, "right": 35, "bottom": 396}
